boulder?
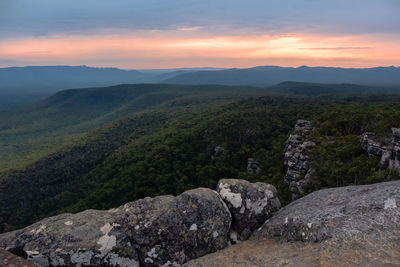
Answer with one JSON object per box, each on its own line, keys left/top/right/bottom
{"left": 186, "top": 181, "right": 400, "bottom": 267}
{"left": 0, "top": 188, "right": 232, "bottom": 267}
{"left": 121, "top": 188, "right": 231, "bottom": 266}
{"left": 283, "top": 120, "right": 315, "bottom": 199}
{"left": 217, "top": 179, "right": 280, "bottom": 241}
{"left": 253, "top": 180, "right": 400, "bottom": 242}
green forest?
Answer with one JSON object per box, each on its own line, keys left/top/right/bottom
{"left": 1, "top": 83, "right": 400, "bottom": 233}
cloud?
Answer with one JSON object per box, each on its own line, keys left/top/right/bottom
{"left": 0, "top": 0, "right": 399, "bottom": 39}
{"left": 302, "top": 47, "right": 372, "bottom": 50}
{"left": 0, "top": 32, "right": 398, "bottom": 68}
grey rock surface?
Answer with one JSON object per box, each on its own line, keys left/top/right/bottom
{"left": 187, "top": 181, "right": 400, "bottom": 267}
{"left": 360, "top": 132, "right": 386, "bottom": 157}
{"left": 381, "top": 128, "right": 400, "bottom": 174}
{"left": 360, "top": 128, "right": 400, "bottom": 174}
{"left": 253, "top": 180, "right": 400, "bottom": 242}
{"left": 0, "top": 188, "right": 232, "bottom": 266}
{"left": 121, "top": 188, "right": 231, "bottom": 266}
{"left": 283, "top": 120, "right": 315, "bottom": 199}
{"left": 217, "top": 179, "right": 280, "bottom": 241}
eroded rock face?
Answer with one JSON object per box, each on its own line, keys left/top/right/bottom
{"left": 0, "top": 188, "right": 231, "bottom": 267}
{"left": 253, "top": 180, "right": 400, "bottom": 242}
{"left": 217, "top": 179, "right": 280, "bottom": 241}
{"left": 283, "top": 120, "right": 315, "bottom": 200}
{"left": 361, "top": 128, "right": 400, "bottom": 174}
{"left": 360, "top": 132, "right": 386, "bottom": 157}
{"left": 381, "top": 128, "right": 400, "bottom": 174}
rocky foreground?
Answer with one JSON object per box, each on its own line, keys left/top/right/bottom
{"left": 0, "top": 179, "right": 399, "bottom": 266}
{"left": 188, "top": 180, "right": 400, "bottom": 266}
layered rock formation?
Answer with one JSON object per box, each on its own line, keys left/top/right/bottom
{"left": 360, "top": 132, "right": 386, "bottom": 157}
{"left": 0, "top": 180, "right": 280, "bottom": 267}
{"left": 216, "top": 179, "right": 280, "bottom": 241}
{"left": 381, "top": 128, "right": 400, "bottom": 173}
{"left": 361, "top": 128, "right": 400, "bottom": 174}
{"left": 283, "top": 120, "right": 315, "bottom": 199}
{"left": 187, "top": 180, "right": 400, "bottom": 266}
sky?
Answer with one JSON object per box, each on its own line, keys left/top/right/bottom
{"left": 0, "top": 0, "right": 399, "bottom": 69}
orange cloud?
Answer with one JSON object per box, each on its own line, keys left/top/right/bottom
{"left": 0, "top": 31, "right": 399, "bottom": 68}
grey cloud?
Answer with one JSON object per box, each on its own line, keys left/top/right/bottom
{"left": 0, "top": 0, "right": 399, "bottom": 39}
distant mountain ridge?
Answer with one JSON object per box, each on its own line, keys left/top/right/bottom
{"left": 164, "top": 65, "right": 400, "bottom": 86}
{"left": 1, "top": 65, "right": 400, "bottom": 110}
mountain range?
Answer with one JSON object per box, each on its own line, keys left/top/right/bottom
{"left": 1, "top": 65, "right": 400, "bottom": 110}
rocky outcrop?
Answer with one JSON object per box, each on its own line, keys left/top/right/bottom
{"left": 216, "top": 179, "right": 280, "bottom": 241}
{"left": 360, "top": 132, "right": 386, "bottom": 157}
{"left": 246, "top": 158, "right": 260, "bottom": 174}
{"left": 381, "top": 128, "right": 400, "bottom": 174}
{"left": 0, "top": 188, "right": 232, "bottom": 267}
{"left": 283, "top": 120, "right": 315, "bottom": 199}
{"left": 361, "top": 128, "right": 400, "bottom": 174}
{"left": 187, "top": 180, "right": 400, "bottom": 266}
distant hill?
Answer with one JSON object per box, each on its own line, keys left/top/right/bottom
{"left": 0, "top": 66, "right": 189, "bottom": 110}
{"left": 164, "top": 66, "right": 400, "bottom": 86}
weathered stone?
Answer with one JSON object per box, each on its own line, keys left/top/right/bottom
{"left": 361, "top": 128, "right": 400, "bottom": 174}
{"left": 186, "top": 181, "right": 400, "bottom": 267}
{"left": 122, "top": 188, "right": 231, "bottom": 266}
{"left": 0, "top": 188, "right": 232, "bottom": 266}
{"left": 217, "top": 179, "right": 280, "bottom": 241}
{"left": 0, "top": 210, "right": 138, "bottom": 267}
{"left": 253, "top": 180, "right": 400, "bottom": 243}
{"left": 246, "top": 158, "right": 260, "bottom": 174}
{"left": 293, "top": 119, "right": 313, "bottom": 133}
{"left": 380, "top": 128, "right": 400, "bottom": 174}
{"left": 283, "top": 120, "right": 315, "bottom": 199}
{"left": 360, "top": 132, "right": 386, "bottom": 157}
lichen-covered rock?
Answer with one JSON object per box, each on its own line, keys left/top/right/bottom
{"left": 253, "top": 180, "right": 400, "bottom": 242}
{"left": 381, "top": 128, "right": 400, "bottom": 174}
{"left": 0, "top": 210, "right": 138, "bottom": 267}
{"left": 0, "top": 188, "right": 231, "bottom": 266}
{"left": 121, "top": 188, "right": 231, "bottom": 266}
{"left": 217, "top": 179, "right": 280, "bottom": 241}
{"left": 283, "top": 120, "right": 315, "bottom": 199}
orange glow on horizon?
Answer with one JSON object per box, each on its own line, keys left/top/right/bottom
{"left": 0, "top": 31, "right": 399, "bottom": 69}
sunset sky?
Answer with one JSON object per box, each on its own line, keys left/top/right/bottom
{"left": 1, "top": 0, "right": 399, "bottom": 69}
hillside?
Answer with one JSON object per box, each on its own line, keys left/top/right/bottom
{"left": 1, "top": 91, "right": 400, "bottom": 233}
{"left": 0, "top": 84, "right": 267, "bottom": 172}
{"left": 165, "top": 65, "right": 400, "bottom": 86}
